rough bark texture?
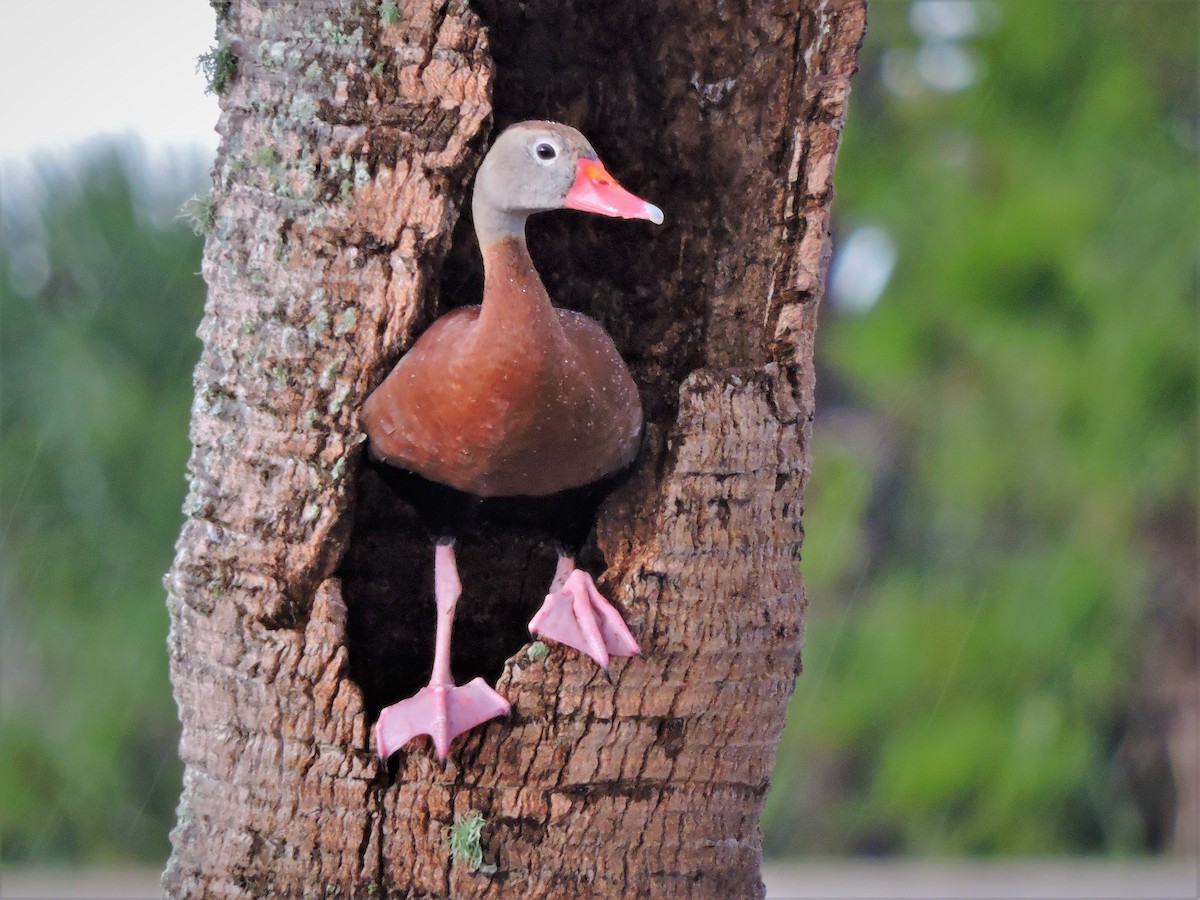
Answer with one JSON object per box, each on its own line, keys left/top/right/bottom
{"left": 164, "top": 0, "right": 865, "bottom": 897}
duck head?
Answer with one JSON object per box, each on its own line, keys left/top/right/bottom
{"left": 472, "top": 121, "right": 663, "bottom": 245}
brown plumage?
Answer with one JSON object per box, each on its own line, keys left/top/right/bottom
{"left": 362, "top": 237, "right": 642, "bottom": 498}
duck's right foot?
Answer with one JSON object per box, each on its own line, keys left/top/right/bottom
{"left": 529, "top": 568, "right": 640, "bottom": 671}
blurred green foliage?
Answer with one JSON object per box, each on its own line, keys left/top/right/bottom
{"left": 765, "top": 0, "right": 1197, "bottom": 856}
{"left": 1, "top": 146, "right": 205, "bottom": 862}
{"left": 0, "top": 0, "right": 1194, "bottom": 866}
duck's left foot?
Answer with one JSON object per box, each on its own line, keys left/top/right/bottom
{"left": 528, "top": 569, "right": 640, "bottom": 670}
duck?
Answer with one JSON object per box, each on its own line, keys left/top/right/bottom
{"left": 362, "top": 121, "right": 663, "bottom": 761}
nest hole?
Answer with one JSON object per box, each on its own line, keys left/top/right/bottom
{"left": 339, "top": 462, "right": 610, "bottom": 719}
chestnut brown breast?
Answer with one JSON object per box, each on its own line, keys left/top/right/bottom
{"left": 362, "top": 238, "right": 642, "bottom": 498}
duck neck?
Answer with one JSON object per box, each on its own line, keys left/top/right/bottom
{"left": 477, "top": 234, "right": 560, "bottom": 340}
{"left": 472, "top": 192, "right": 528, "bottom": 248}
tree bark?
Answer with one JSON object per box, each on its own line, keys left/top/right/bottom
{"left": 164, "top": 0, "right": 865, "bottom": 897}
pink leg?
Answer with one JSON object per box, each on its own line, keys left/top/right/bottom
{"left": 528, "top": 555, "right": 640, "bottom": 670}
{"left": 374, "top": 543, "right": 510, "bottom": 761}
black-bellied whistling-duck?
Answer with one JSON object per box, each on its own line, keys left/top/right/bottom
{"left": 363, "top": 121, "right": 662, "bottom": 761}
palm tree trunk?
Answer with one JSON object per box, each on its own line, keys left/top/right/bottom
{"left": 164, "top": 0, "right": 866, "bottom": 896}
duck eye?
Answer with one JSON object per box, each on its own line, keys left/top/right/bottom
{"left": 534, "top": 142, "right": 557, "bottom": 161}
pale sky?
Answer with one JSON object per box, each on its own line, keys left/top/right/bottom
{"left": 0, "top": 0, "right": 220, "bottom": 163}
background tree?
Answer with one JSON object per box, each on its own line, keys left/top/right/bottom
{"left": 160, "top": 0, "right": 864, "bottom": 896}
{"left": 0, "top": 146, "right": 204, "bottom": 862}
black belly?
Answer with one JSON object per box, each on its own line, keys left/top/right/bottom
{"left": 369, "top": 444, "right": 640, "bottom": 555}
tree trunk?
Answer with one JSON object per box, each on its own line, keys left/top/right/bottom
{"left": 164, "top": 0, "right": 865, "bottom": 897}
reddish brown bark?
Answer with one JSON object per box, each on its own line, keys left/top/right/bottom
{"left": 164, "top": 0, "right": 865, "bottom": 896}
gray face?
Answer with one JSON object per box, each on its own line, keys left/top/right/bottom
{"left": 473, "top": 121, "right": 598, "bottom": 218}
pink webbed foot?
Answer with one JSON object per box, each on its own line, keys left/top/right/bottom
{"left": 529, "top": 568, "right": 640, "bottom": 670}
{"left": 374, "top": 678, "right": 510, "bottom": 762}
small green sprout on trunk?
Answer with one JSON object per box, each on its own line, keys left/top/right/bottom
{"left": 178, "top": 193, "right": 216, "bottom": 236}
{"left": 448, "top": 811, "right": 487, "bottom": 872}
{"left": 197, "top": 42, "right": 237, "bottom": 95}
